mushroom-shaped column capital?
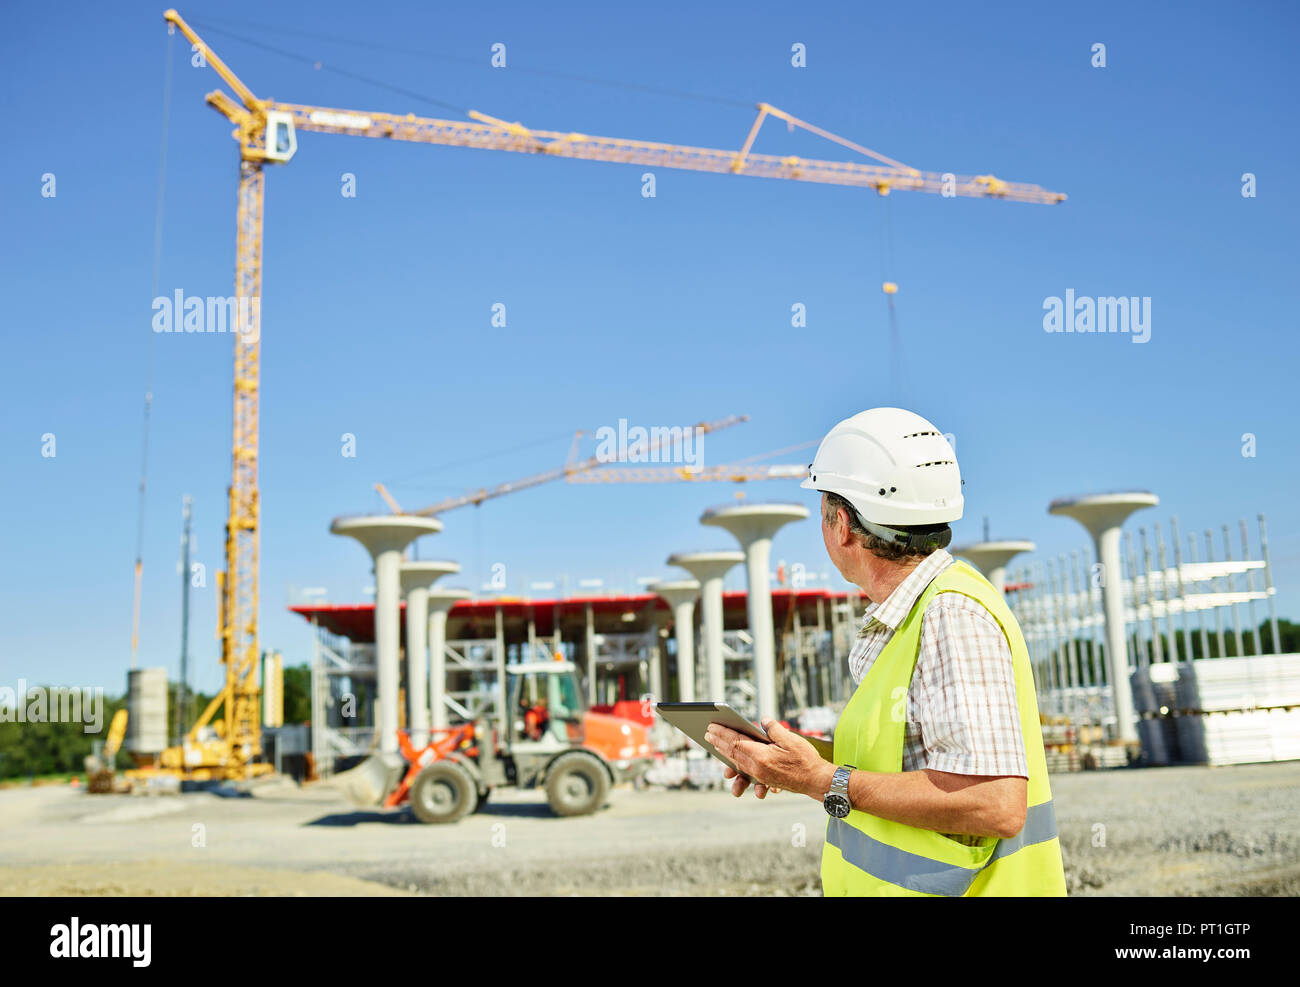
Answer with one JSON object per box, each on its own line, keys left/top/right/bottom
{"left": 399, "top": 560, "right": 461, "bottom": 595}
{"left": 330, "top": 514, "right": 443, "bottom": 557}
{"left": 952, "top": 540, "right": 1037, "bottom": 596}
{"left": 700, "top": 502, "right": 809, "bottom": 547}
{"left": 650, "top": 579, "right": 701, "bottom": 607}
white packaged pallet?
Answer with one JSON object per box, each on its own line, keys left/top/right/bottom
{"left": 1177, "top": 708, "right": 1300, "bottom": 766}
{"left": 1176, "top": 655, "right": 1300, "bottom": 713}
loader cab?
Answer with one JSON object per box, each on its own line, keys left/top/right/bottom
{"left": 507, "top": 662, "right": 587, "bottom": 750}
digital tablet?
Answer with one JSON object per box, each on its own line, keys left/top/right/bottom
{"left": 654, "top": 702, "right": 771, "bottom": 780}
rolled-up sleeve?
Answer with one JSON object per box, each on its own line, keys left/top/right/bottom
{"left": 911, "top": 595, "right": 1028, "bottom": 778}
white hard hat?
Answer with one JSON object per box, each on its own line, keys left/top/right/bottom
{"left": 802, "top": 407, "right": 963, "bottom": 542}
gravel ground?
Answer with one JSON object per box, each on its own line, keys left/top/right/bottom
{"left": 1052, "top": 762, "right": 1300, "bottom": 896}
{"left": 0, "top": 761, "right": 1295, "bottom": 896}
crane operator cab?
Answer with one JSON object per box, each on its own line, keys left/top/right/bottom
{"left": 262, "top": 110, "right": 297, "bottom": 163}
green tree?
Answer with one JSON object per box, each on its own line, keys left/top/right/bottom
{"left": 282, "top": 663, "right": 312, "bottom": 724}
{"left": 0, "top": 689, "right": 128, "bottom": 780}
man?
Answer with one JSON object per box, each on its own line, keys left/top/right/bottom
{"left": 705, "top": 407, "right": 1067, "bottom": 896}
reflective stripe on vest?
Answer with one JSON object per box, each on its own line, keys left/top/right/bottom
{"left": 825, "top": 799, "right": 1060, "bottom": 897}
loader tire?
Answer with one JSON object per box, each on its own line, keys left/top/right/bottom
{"left": 410, "top": 761, "right": 475, "bottom": 824}
{"left": 545, "top": 752, "right": 609, "bottom": 817}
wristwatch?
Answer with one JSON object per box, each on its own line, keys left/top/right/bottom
{"left": 823, "top": 765, "right": 853, "bottom": 818}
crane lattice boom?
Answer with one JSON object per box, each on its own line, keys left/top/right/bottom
{"left": 282, "top": 103, "right": 1066, "bottom": 203}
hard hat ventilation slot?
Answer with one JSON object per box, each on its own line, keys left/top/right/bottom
{"left": 915, "top": 460, "right": 955, "bottom": 468}
{"left": 903, "top": 431, "right": 941, "bottom": 439}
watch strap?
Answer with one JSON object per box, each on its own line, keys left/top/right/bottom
{"left": 830, "top": 765, "right": 853, "bottom": 797}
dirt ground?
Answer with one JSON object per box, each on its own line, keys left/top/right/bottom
{"left": 1, "top": 761, "right": 1296, "bottom": 896}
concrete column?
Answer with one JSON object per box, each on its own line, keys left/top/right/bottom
{"left": 427, "top": 587, "right": 471, "bottom": 730}
{"left": 309, "top": 616, "right": 326, "bottom": 773}
{"left": 584, "top": 601, "right": 597, "bottom": 705}
{"left": 651, "top": 580, "right": 701, "bottom": 701}
{"left": 700, "top": 504, "right": 809, "bottom": 720}
{"left": 400, "top": 561, "right": 460, "bottom": 747}
{"left": 642, "top": 598, "right": 661, "bottom": 700}
{"left": 331, "top": 515, "right": 441, "bottom": 754}
{"left": 494, "top": 605, "right": 507, "bottom": 735}
{"left": 668, "top": 551, "right": 744, "bottom": 701}
{"left": 952, "top": 540, "right": 1036, "bottom": 597}
{"left": 1049, "top": 492, "right": 1158, "bottom": 744}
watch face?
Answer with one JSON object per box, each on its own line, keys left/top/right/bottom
{"left": 825, "top": 793, "right": 851, "bottom": 818}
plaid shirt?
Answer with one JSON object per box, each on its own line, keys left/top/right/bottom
{"left": 848, "top": 549, "right": 1027, "bottom": 844}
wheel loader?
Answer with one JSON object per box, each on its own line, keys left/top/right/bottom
{"left": 331, "top": 660, "right": 655, "bottom": 823}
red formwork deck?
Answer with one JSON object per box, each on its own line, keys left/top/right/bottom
{"left": 290, "top": 587, "right": 852, "bottom": 644}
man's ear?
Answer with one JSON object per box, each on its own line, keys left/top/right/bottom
{"left": 835, "top": 507, "right": 856, "bottom": 548}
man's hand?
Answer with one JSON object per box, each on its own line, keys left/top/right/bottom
{"left": 705, "top": 719, "right": 836, "bottom": 801}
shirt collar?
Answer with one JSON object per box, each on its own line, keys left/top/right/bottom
{"left": 858, "top": 549, "right": 954, "bottom": 633}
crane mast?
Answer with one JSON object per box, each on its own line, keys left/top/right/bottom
{"left": 162, "top": 9, "right": 281, "bottom": 777}
{"left": 224, "top": 155, "right": 264, "bottom": 773}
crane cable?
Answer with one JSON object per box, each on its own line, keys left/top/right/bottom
{"left": 186, "top": 20, "right": 472, "bottom": 117}
{"left": 878, "top": 192, "right": 906, "bottom": 405}
{"left": 188, "top": 14, "right": 753, "bottom": 111}
{"left": 130, "top": 24, "right": 176, "bottom": 670}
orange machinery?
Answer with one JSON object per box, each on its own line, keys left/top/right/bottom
{"left": 334, "top": 660, "right": 653, "bottom": 822}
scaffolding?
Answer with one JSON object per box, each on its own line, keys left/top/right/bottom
{"left": 309, "top": 621, "right": 378, "bottom": 777}
{"left": 1006, "top": 513, "right": 1290, "bottom": 769}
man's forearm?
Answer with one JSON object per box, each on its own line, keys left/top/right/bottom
{"left": 840, "top": 768, "right": 1024, "bottom": 839}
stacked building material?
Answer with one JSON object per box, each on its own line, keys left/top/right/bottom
{"left": 1175, "top": 655, "right": 1300, "bottom": 712}
{"left": 1131, "top": 655, "right": 1300, "bottom": 766}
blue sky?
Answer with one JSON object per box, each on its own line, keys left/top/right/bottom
{"left": 2, "top": 0, "right": 1297, "bottom": 697}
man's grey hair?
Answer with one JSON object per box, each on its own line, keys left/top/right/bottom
{"left": 821, "top": 491, "right": 948, "bottom": 562}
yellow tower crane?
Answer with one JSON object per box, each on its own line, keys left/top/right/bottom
{"left": 158, "top": 8, "right": 1064, "bottom": 780}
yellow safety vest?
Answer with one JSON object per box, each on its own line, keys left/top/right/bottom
{"left": 821, "top": 559, "right": 1067, "bottom": 896}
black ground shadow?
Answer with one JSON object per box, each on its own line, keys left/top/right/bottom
{"left": 306, "top": 798, "right": 599, "bottom": 826}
